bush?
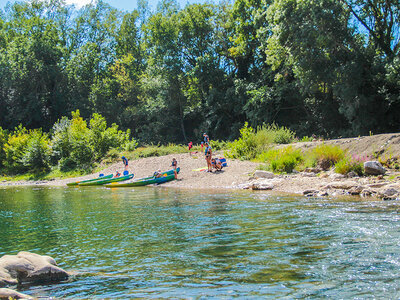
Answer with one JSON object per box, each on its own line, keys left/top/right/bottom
{"left": 20, "top": 130, "right": 50, "bottom": 172}
{"left": 209, "top": 139, "right": 228, "bottom": 151}
{"left": 335, "top": 157, "right": 364, "bottom": 176}
{"left": 225, "top": 122, "right": 296, "bottom": 160}
{"left": 257, "top": 146, "right": 303, "bottom": 173}
{"left": 312, "top": 144, "right": 345, "bottom": 170}
{"left": 0, "top": 127, "right": 7, "bottom": 168}
{"left": 225, "top": 122, "right": 256, "bottom": 160}
{"left": 3, "top": 125, "right": 30, "bottom": 173}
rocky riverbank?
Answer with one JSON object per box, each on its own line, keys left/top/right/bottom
{"left": 2, "top": 133, "right": 400, "bottom": 200}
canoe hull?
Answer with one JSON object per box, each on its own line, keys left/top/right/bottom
{"left": 106, "top": 168, "right": 179, "bottom": 188}
{"left": 67, "top": 174, "right": 113, "bottom": 186}
{"left": 79, "top": 174, "right": 134, "bottom": 186}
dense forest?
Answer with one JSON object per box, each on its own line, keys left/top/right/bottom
{"left": 0, "top": 0, "right": 399, "bottom": 143}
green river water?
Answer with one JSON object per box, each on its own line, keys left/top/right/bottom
{"left": 1, "top": 186, "right": 400, "bottom": 298}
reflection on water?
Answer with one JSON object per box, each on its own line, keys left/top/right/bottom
{"left": 1, "top": 186, "right": 400, "bottom": 298}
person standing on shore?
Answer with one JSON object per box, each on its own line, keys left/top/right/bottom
{"left": 122, "top": 156, "right": 129, "bottom": 171}
{"left": 172, "top": 158, "right": 178, "bottom": 179}
{"left": 204, "top": 142, "right": 212, "bottom": 172}
{"left": 203, "top": 133, "right": 209, "bottom": 143}
{"left": 188, "top": 142, "right": 193, "bottom": 156}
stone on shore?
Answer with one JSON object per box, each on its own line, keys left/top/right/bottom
{"left": 323, "top": 181, "right": 360, "bottom": 190}
{"left": 0, "top": 288, "right": 33, "bottom": 300}
{"left": 364, "top": 161, "right": 386, "bottom": 175}
{"left": 252, "top": 180, "right": 274, "bottom": 190}
{"left": 0, "top": 252, "right": 69, "bottom": 286}
{"left": 254, "top": 170, "right": 275, "bottom": 179}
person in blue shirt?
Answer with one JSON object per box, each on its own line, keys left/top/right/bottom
{"left": 203, "top": 133, "right": 209, "bottom": 143}
{"left": 204, "top": 142, "right": 212, "bottom": 172}
{"left": 122, "top": 156, "right": 128, "bottom": 171}
{"left": 171, "top": 158, "right": 178, "bottom": 179}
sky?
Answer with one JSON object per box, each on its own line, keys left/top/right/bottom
{"left": 0, "top": 0, "right": 207, "bottom": 12}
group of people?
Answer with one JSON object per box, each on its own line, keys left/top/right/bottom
{"left": 202, "top": 133, "right": 223, "bottom": 172}
{"left": 115, "top": 132, "right": 222, "bottom": 179}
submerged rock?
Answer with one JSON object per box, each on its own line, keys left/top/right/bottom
{"left": 0, "top": 252, "right": 69, "bottom": 287}
{"left": 0, "top": 288, "right": 33, "bottom": 300}
{"left": 364, "top": 161, "right": 386, "bottom": 175}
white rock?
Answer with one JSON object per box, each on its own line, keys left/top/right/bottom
{"left": 252, "top": 179, "right": 274, "bottom": 190}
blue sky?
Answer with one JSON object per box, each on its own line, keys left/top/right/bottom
{"left": 0, "top": 0, "right": 208, "bottom": 12}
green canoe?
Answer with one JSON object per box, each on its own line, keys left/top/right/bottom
{"left": 154, "top": 173, "right": 176, "bottom": 184}
{"left": 67, "top": 174, "right": 113, "bottom": 186}
{"left": 105, "top": 168, "right": 179, "bottom": 188}
{"left": 79, "top": 174, "right": 134, "bottom": 186}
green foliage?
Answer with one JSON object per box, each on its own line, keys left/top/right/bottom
{"left": 334, "top": 157, "right": 364, "bottom": 176}
{"left": 209, "top": 140, "right": 228, "bottom": 151}
{"left": 3, "top": 125, "right": 31, "bottom": 173}
{"left": 132, "top": 144, "right": 187, "bottom": 159}
{"left": 20, "top": 130, "right": 50, "bottom": 172}
{"left": 257, "top": 146, "right": 303, "bottom": 173}
{"left": 225, "top": 122, "right": 296, "bottom": 160}
{"left": 299, "top": 136, "right": 314, "bottom": 142}
{"left": 312, "top": 144, "right": 345, "bottom": 170}
{"left": 0, "top": 127, "right": 7, "bottom": 168}
{"left": 0, "top": 0, "right": 400, "bottom": 151}
{"left": 225, "top": 122, "right": 256, "bottom": 160}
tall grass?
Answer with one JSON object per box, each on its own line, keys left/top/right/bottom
{"left": 311, "top": 144, "right": 345, "bottom": 170}
{"left": 257, "top": 146, "right": 303, "bottom": 173}
{"left": 225, "top": 122, "right": 295, "bottom": 160}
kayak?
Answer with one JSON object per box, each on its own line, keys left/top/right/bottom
{"left": 106, "top": 168, "right": 180, "bottom": 188}
{"left": 66, "top": 174, "right": 113, "bottom": 186}
{"left": 79, "top": 174, "right": 134, "bottom": 186}
{"left": 154, "top": 173, "right": 176, "bottom": 184}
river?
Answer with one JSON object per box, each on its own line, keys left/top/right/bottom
{"left": 0, "top": 186, "right": 400, "bottom": 298}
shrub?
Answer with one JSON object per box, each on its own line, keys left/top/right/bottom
{"left": 312, "top": 144, "right": 345, "bottom": 170}
{"left": 209, "top": 139, "right": 228, "bottom": 151}
{"left": 0, "top": 127, "right": 7, "bottom": 168}
{"left": 335, "top": 157, "right": 364, "bottom": 176}
{"left": 258, "top": 146, "right": 303, "bottom": 173}
{"left": 299, "top": 136, "right": 314, "bottom": 142}
{"left": 20, "top": 130, "right": 50, "bottom": 172}
{"left": 225, "top": 122, "right": 256, "bottom": 160}
{"left": 3, "top": 125, "right": 30, "bottom": 173}
{"left": 225, "top": 122, "right": 296, "bottom": 160}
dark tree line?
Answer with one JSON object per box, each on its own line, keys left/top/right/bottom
{"left": 0, "top": 0, "right": 399, "bottom": 143}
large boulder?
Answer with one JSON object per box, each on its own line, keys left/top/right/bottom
{"left": 252, "top": 179, "right": 274, "bottom": 190}
{"left": 0, "top": 252, "right": 69, "bottom": 286}
{"left": 364, "top": 161, "right": 386, "bottom": 175}
{"left": 0, "top": 288, "right": 33, "bottom": 299}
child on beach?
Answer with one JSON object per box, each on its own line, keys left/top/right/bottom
{"left": 172, "top": 158, "right": 178, "bottom": 179}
